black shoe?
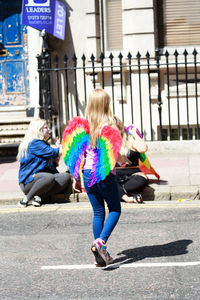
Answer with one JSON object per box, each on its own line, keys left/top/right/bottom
{"left": 132, "top": 194, "right": 143, "bottom": 203}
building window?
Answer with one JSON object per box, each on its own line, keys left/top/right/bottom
{"left": 99, "top": 0, "right": 123, "bottom": 52}
{"left": 157, "top": 0, "right": 200, "bottom": 47}
{"left": 106, "top": 0, "right": 123, "bottom": 50}
{"left": 161, "top": 126, "right": 196, "bottom": 141}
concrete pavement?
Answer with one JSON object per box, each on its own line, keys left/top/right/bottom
{"left": 0, "top": 140, "right": 199, "bottom": 205}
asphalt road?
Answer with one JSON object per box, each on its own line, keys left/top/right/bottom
{"left": 0, "top": 201, "right": 200, "bottom": 300}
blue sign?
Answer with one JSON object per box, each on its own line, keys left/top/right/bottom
{"left": 22, "top": 0, "right": 66, "bottom": 40}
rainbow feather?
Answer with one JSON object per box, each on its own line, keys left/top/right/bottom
{"left": 62, "top": 117, "right": 90, "bottom": 180}
{"left": 62, "top": 117, "right": 122, "bottom": 187}
{"left": 88, "top": 126, "right": 122, "bottom": 186}
{"left": 126, "top": 124, "right": 160, "bottom": 180}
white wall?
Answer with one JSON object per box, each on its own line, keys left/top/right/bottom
{"left": 122, "top": 0, "right": 155, "bottom": 56}
{"left": 27, "top": 27, "right": 42, "bottom": 117}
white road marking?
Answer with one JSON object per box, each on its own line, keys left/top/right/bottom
{"left": 42, "top": 264, "right": 96, "bottom": 270}
{"left": 41, "top": 261, "right": 200, "bottom": 270}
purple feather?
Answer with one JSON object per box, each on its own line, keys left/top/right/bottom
{"left": 74, "top": 154, "right": 82, "bottom": 179}
{"left": 125, "top": 124, "right": 143, "bottom": 139}
{"left": 73, "top": 143, "right": 88, "bottom": 180}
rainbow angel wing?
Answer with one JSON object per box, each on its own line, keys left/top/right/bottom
{"left": 88, "top": 125, "right": 122, "bottom": 187}
{"left": 62, "top": 117, "right": 90, "bottom": 180}
{"left": 126, "top": 124, "right": 160, "bottom": 180}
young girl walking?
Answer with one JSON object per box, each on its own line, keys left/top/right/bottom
{"left": 62, "top": 89, "right": 122, "bottom": 267}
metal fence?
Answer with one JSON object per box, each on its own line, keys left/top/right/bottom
{"left": 37, "top": 47, "right": 200, "bottom": 141}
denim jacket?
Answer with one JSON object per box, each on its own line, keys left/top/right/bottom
{"left": 18, "top": 139, "right": 59, "bottom": 184}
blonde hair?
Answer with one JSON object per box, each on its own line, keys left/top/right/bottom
{"left": 17, "top": 119, "right": 46, "bottom": 160}
{"left": 85, "top": 89, "right": 115, "bottom": 148}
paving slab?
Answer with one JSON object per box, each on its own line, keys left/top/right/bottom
{"left": 0, "top": 147, "right": 200, "bottom": 206}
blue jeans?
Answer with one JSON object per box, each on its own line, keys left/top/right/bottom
{"left": 83, "top": 170, "right": 121, "bottom": 243}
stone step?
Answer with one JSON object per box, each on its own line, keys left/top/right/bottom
{"left": 0, "top": 129, "right": 26, "bottom": 144}
{"left": 0, "top": 117, "right": 31, "bottom": 123}
{"left": 0, "top": 137, "right": 23, "bottom": 144}
{"left": 0, "top": 118, "right": 32, "bottom": 156}
{"left": 0, "top": 120, "right": 30, "bottom": 131}
{"left": 0, "top": 130, "right": 27, "bottom": 136}
{"left": 0, "top": 118, "right": 31, "bottom": 145}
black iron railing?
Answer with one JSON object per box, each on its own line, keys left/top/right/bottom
{"left": 37, "top": 48, "right": 200, "bottom": 141}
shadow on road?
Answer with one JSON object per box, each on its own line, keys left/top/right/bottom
{"left": 104, "top": 239, "right": 193, "bottom": 271}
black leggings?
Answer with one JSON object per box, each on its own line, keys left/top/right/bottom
{"left": 117, "top": 175, "right": 148, "bottom": 198}
{"left": 20, "top": 172, "right": 71, "bottom": 201}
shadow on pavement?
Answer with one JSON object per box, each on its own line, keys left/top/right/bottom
{"left": 148, "top": 179, "right": 168, "bottom": 185}
{"left": 0, "top": 157, "right": 17, "bottom": 164}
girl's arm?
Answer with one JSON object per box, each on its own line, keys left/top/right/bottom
{"left": 73, "top": 178, "right": 82, "bottom": 193}
{"left": 128, "top": 127, "right": 148, "bottom": 153}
